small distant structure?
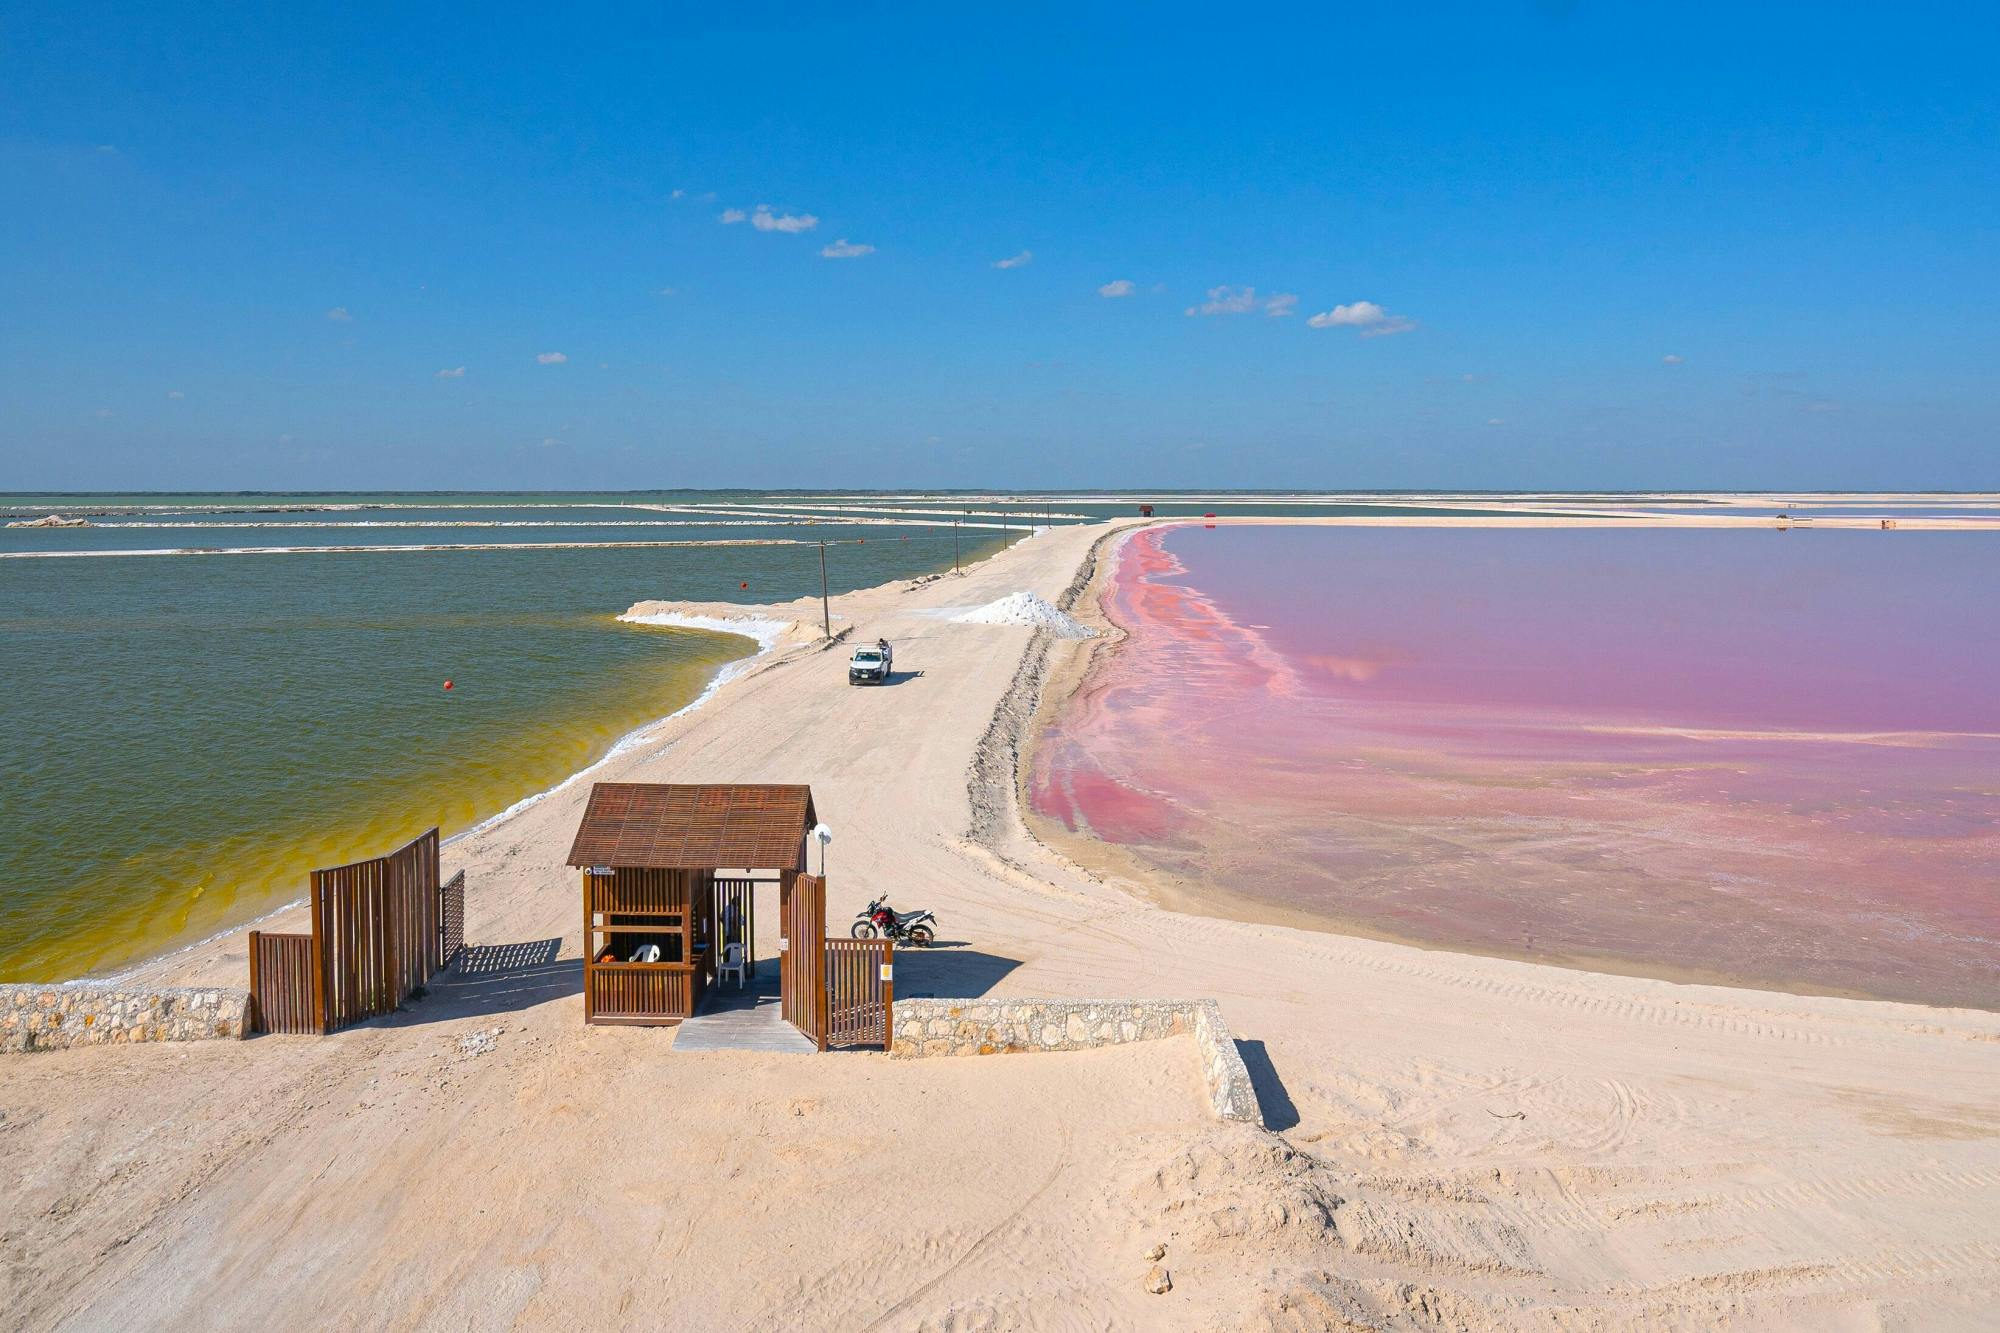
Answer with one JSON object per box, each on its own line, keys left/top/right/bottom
{"left": 1139, "top": 503, "right": 1155, "bottom": 518}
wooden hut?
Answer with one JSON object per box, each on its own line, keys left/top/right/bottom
{"left": 567, "top": 782, "right": 816, "bottom": 1026}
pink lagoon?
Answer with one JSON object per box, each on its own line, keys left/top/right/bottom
{"left": 1032, "top": 523, "right": 2000, "bottom": 1009}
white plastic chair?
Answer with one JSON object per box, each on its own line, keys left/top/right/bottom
{"left": 719, "top": 942, "right": 748, "bottom": 988}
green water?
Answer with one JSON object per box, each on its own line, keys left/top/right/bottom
{"left": 0, "top": 497, "right": 1017, "bottom": 980}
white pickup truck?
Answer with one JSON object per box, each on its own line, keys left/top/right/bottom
{"left": 848, "top": 639, "right": 893, "bottom": 685}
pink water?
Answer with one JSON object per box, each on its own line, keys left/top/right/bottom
{"left": 1032, "top": 525, "right": 2000, "bottom": 1009}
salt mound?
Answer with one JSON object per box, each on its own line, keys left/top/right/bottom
{"left": 949, "top": 592, "right": 1095, "bottom": 638}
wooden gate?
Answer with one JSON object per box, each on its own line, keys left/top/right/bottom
{"left": 249, "top": 828, "right": 462, "bottom": 1034}
{"left": 780, "top": 872, "right": 826, "bottom": 1048}
{"left": 824, "top": 938, "right": 893, "bottom": 1050}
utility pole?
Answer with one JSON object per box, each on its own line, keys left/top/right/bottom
{"left": 818, "top": 540, "right": 831, "bottom": 639}
{"left": 953, "top": 519, "right": 961, "bottom": 574}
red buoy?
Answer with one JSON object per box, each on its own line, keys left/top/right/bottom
{"left": 443, "top": 680, "right": 454, "bottom": 691}
{"left": 740, "top": 581, "right": 748, "bottom": 589}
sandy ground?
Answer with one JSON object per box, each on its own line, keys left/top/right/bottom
{"left": 4, "top": 518, "right": 1999, "bottom": 1331}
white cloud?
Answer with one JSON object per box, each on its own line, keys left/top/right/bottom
{"left": 166, "top": 389, "right": 185, "bottom": 399}
{"left": 326, "top": 306, "right": 353, "bottom": 322}
{"left": 94, "top": 408, "right": 114, "bottom": 419}
{"left": 719, "top": 208, "right": 748, "bottom": 224}
{"left": 1306, "top": 300, "right": 1383, "bottom": 328}
{"left": 820, "top": 238, "right": 875, "bottom": 259}
{"left": 1182, "top": 287, "right": 1301, "bottom": 317}
{"left": 1662, "top": 353, "right": 1685, "bottom": 365}
{"left": 536, "top": 352, "right": 568, "bottom": 364}
{"left": 541, "top": 437, "right": 563, "bottom": 447}
{"left": 654, "top": 286, "right": 677, "bottom": 297}
{"left": 750, "top": 205, "right": 818, "bottom": 233}
{"left": 1185, "top": 285, "right": 1260, "bottom": 316}
{"left": 1487, "top": 418, "right": 1505, "bottom": 426}
{"left": 437, "top": 366, "right": 466, "bottom": 379}
{"left": 670, "top": 188, "right": 685, "bottom": 200}
{"left": 1098, "top": 279, "right": 1137, "bottom": 298}
{"left": 991, "top": 250, "right": 1033, "bottom": 269}
{"left": 1306, "top": 300, "right": 1416, "bottom": 336}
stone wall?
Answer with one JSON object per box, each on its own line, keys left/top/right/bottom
{"left": 1, "top": 983, "right": 250, "bottom": 1054}
{"left": 890, "top": 997, "right": 1262, "bottom": 1124}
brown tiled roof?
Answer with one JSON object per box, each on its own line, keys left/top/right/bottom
{"left": 565, "top": 783, "right": 816, "bottom": 871}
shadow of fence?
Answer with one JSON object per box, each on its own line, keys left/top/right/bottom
{"left": 392, "top": 939, "right": 578, "bottom": 1024}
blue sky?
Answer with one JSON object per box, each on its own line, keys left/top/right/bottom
{"left": 2, "top": 2, "right": 1995, "bottom": 491}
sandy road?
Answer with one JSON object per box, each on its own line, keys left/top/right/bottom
{"left": 4, "top": 519, "right": 1998, "bottom": 1331}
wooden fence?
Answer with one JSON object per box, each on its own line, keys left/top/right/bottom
{"left": 247, "top": 930, "right": 318, "bottom": 1035}
{"left": 824, "top": 937, "right": 893, "bottom": 1050}
{"left": 249, "top": 828, "right": 463, "bottom": 1035}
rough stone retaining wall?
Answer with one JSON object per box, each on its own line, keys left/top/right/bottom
{"left": 1, "top": 983, "right": 250, "bottom": 1053}
{"left": 891, "top": 997, "right": 1262, "bottom": 1124}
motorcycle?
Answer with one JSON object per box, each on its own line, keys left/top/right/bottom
{"left": 851, "top": 897, "right": 937, "bottom": 947}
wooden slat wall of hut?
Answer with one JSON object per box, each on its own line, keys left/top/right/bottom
{"left": 824, "top": 938, "right": 893, "bottom": 1050}
{"left": 587, "top": 964, "right": 695, "bottom": 1019}
{"left": 248, "top": 931, "right": 317, "bottom": 1035}
{"left": 598, "top": 867, "right": 688, "bottom": 915}
{"left": 782, "top": 872, "right": 827, "bottom": 1048}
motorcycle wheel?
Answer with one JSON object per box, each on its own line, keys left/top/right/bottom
{"left": 850, "top": 921, "right": 879, "bottom": 940}
{"left": 910, "top": 924, "right": 935, "bottom": 948}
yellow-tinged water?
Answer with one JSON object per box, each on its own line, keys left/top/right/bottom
{"left": 3, "top": 616, "right": 750, "bottom": 981}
